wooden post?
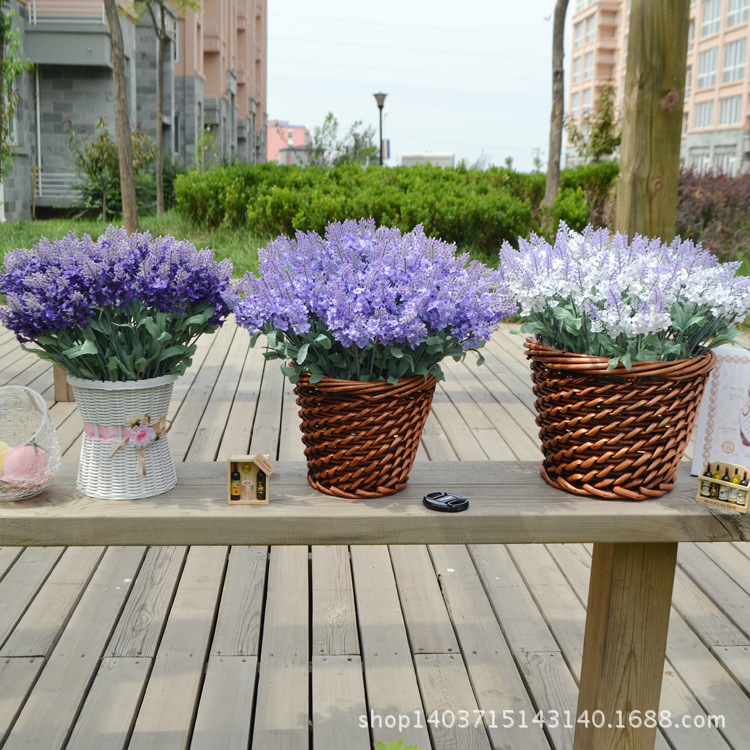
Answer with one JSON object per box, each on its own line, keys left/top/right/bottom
{"left": 615, "top": 0, "right": 690, "bottom": 241}
{"left": 53, "top": 365, "right": 74, "bottom": 402}
{"left": 574, "top": 542, "right": 678, "bottom": 750}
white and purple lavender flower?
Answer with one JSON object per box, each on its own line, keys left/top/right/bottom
{"left": 0, "top": 226, "right": 234, "bottom": 381}
{"left": 498, "top": 223, "right": 750, "bottom": 367}
{"left": 234, "top": 219, "right": 515, "bottom": 383}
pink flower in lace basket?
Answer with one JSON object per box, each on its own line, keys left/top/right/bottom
{"left": 129, "top": 424, "right": 157, "bottom": 448}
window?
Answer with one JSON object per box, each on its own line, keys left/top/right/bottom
{"left": 582, "top": 88, "right": 592, "bottom": 111}
{"left": 575, "top": 0, "right": 586, "bottom": 12}
{"left": 570, "top": 91, "right": 580, "bottom": 120}
{"left": 697, "top": 47, "right": 718, "bottom": 87}
{"left": 694, "top": 100, "right": 714, "bottom": 127}
{"left": 689, "top": 146, "right": 710, "bottom": 169}
{"left": 682, "top": 111, "right": 689, "bottom": 133}
{"left": 702, "top": 0, "right": 721, "bottom": 36}
{"left": 727, "top": 0, "right": 750, "bottom": 27}
{"left": 572, "top": 56, "right": 582, "bottom": 83}
{"left": 574, "top": 21, "right": 584, "bottom": 49}
{"left": 585, "top": 13, "right": 596, "bottom": 43}
{"left": 172, "top": 21, "right": 179, "bottom": 63}
{"left": 173, "top": 113, "right": 180, "bottom": 153}
{"left": 584, "top": 51, "right": 594, "bottom": 80}
{"left": 688, "top": 20, "right": 695, "bottom": 54}
{"left": 719, "top": 94, "right": 742, "bottom": 123}
{"left": 722, "top": 38, "right": 746, "bottom": 81}
{"left": 686, "top": 66, "right": 692, "bottom": 95}
{"left": 288, "top": 129, "right": 294, "bottom": 145}
{"left": 713, "top": 147, "right": 738, "bottom": 173}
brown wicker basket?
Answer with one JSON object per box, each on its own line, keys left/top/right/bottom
{"left": 524, "top": 338, "right": 716, "bottom": 500}
{"left": 294, "top": 372, "right": 437, "bottom": 498}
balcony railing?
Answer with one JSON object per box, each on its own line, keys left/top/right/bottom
{"left": 29, "top": 0, "right": 106, "bottom": 25}
{"left": 34, "top": 169, "right": 79, "bottom": 199}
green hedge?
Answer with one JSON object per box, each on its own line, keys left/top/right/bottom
{"left": 174, "top": 162, "right": 618, "bottom": 254}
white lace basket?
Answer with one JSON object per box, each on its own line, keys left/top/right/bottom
{"left": 68, "top": 374, "right": 177, "bottom": 500}
{"left": 0, "top": 386, "right": 61, "bottom": 501}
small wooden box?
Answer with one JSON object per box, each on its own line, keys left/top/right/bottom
{"left": 227, "top": 454, "right": 275, "bottom": 505}
{"left": 695, "top": 461, "right": 749, "bottom": 513}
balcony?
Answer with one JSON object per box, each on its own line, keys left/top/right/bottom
{"left": 33, "top": 168, "right": 79, "bottom": 210}
{"left": 203, "top": 22, "right": 222, "bottom": 54}
{"left": 237, "top": 6, "right": 247, "bottom": 30}
{"left": 28, "top": 0, "right": 105, "bottom": 24}
{"left": 236, "top": 62, "right": 247, "bottom": 85}
{"left": 25, "top": 0, "right": 110, "bottom": 67}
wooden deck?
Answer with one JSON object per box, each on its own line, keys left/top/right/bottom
{"left": 1, "top": 321, "right": 750, "bottom": 749}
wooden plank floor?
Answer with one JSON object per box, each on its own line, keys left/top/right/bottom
{"left": 1, "top": 320, "right": 750, "bottom": 749}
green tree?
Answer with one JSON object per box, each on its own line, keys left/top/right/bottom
{"left": 104, "top": 0, "right": 139, "bottom": 232}
{"left": 566, "top": 83, "right": 622, "bottom": 163}
{"left": 307, "top": 112, "right": 377, "bottom": 167}
{"left": 67, "top": 118, "right": 155, "bottom": 220}
{"left": 133, "top": 0, "right": 198, "bottom": 216}
{"left": 542, "top": 0, "right": 570, "bottom": 208}
{"left": 1, "top": 4, "right": 32, "bottom": 180}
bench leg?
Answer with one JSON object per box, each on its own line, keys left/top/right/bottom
{"left": 53, "top": 365, "right": 75, "bottom": 402}
{"left": 574, "top": 542, "right": 677, "bottom": 750}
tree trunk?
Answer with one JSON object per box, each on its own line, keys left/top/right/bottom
{"left": 615, "top": 0, "right": 690, "bottom": 241}
{"left": 0, "top": 13, "right": 6, "bottom": 181}
{"left": 151, "top": 2, "right": 165, "bottom": 217}
{"left": 542, "top": 0, "right": 570, "bottom": 209}
{"left": 103, "top": 0, "right": 138, "bottom": 233}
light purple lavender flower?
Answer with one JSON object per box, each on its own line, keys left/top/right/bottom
{"left": 235, "top": 219, "right": 515, "bottom": 381}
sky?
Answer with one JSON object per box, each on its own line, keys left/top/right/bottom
{"left": 267, "top": 0, "right": 563, "bottom": 172}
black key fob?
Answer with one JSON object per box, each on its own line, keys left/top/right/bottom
{"left": 423, "top": 491, "right": 469, "bottom": 512}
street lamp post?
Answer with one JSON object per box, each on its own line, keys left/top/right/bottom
{"left": 373, "top": 92, "right": 387, "bottom": 166}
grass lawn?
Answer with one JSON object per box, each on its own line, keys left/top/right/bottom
{"left": 0, "top": 210, "right": 271, "bottom": 278}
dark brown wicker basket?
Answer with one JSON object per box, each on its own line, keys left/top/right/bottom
{"left": 524, "top": 338, "right": 716, "bottom": 500}
{"left": 294, "top": 372, "right": 438, "bottom": 498}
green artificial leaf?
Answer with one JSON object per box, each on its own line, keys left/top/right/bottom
{"left": 158, "top": 345, "right": 190, "bottom": 361}
{"left": 63, "top": 339, "right": 98, "bottom": 359}
{"left": 390, "top": 346, "right": 404, "bottom": 359}
{"left": 314, "top": 333, "right": 332, "bottom": 349}
{"left": 183, "top": 309, "right": 212, "bottom": 327}
{"left": 144, "top": 318, "right": 161, "bottom": 339}
{"left": 280, "top": 365, "right": 299, "bottom": 382}
{"left": 297, "top": 342, "right": 310, "bottom": 365}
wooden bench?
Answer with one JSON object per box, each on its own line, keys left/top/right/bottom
{"left": 1, "top": 460, "right": 748, "bottom": 750}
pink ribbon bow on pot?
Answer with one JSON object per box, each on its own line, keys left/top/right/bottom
{"left": 109, "top": 414, "right": 172, "bottom": 476}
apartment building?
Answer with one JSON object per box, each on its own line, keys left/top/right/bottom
{"left": 267, "top": 120, "right": 310, "bottom": 164}
{"left": 568, "top": 0, "right": 750, "bottom": 174}
{"left": 3, "top": 0, "right": 267, "bottom": 220}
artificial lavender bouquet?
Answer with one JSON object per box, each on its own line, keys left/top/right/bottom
{"left": 234, "top": 219, "right": 514, "bottom": 383}
{"left": 0, "top": 226, "right": 234, "bottom": 381}
{"left": 498, "top": 223, "right": 750, "bottom": 368}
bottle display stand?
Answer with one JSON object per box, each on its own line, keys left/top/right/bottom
{"left": 696, "top": 461, "right": 749, "bottom": 513}
{"left": 227, "top": 454, "right": 275, "bottom": 505}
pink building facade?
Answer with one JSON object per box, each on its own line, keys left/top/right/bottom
{"left": 568, "top": 0, "right": 750, "bottom": 174}
{"left": 176, "top": 0, "right": 267, "bottom": 166}
{"left": 267, "top": 121, "right": 310, "bottom": 164}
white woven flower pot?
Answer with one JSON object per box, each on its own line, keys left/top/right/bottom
{"left": 68, "top": 374, "right": 177, "bottom": 500}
